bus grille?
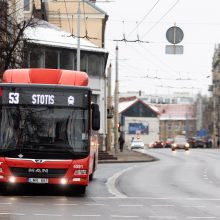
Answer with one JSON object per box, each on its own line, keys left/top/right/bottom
{"left": 10, "top": 167, "right": 67, "bottom": 178}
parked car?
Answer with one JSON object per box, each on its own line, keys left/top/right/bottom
{"left": 164, "top": 138, "right": 173, "bottom": 148}
{"left": 149, "top": 141, "right": 164, "bottom": 148}
{"left": 130, "top": 139, "right": 145, "bottom": 150}
{"left": 171, "top": 135, "right": 190, "bottom": 151}
{"left": 188, "top": 137, "right": 205, "bottom": 148}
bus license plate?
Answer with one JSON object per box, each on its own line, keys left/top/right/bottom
{"left": 28, "top": 178, "right": 48, "bottom": 184}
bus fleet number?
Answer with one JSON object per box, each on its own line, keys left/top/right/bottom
{"left": 9, "top": 92, "right": 20, "bottom": 104}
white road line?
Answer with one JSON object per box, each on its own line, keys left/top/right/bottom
{"left": 186, "top": 198, "right": 220, "bottom": 201}
{"left": 0, "top": 203, "right": 12, "bottom": 205}
{"left": 34, "top": 214, "right": 62, "bottom": 217}
{"left": 151, "top": 204, "right": 175, "bottom": 207}
{"left": 110, "top": 215, "right": 139, "bottom": 218}
{"left": 53, "top": 203, "right": 78, "bottom": 206}
{"left": 0, "top": 213, "right": 25, "bottom": 215}
{"left": 72, "top": 214, "right": 101, "bottom": 217}
{"left": 182, "top": 205, "right": 205, "bottom": 208}
{"left": 149, "top": 216, "right": 177, "bottom": 219}
{"left": 107, "top": 166, "right": 139, "bottom": 198}
{"left": 118, "top": 204, "right": 144, "bottom": 207}
{"left": 85, "top": 203, "right": 107, "bottom": 206}
{"left": 187, "top": 217, "right": 216, "bottom": 219}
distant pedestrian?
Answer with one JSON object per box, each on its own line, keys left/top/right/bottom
{"left": 209, "top": 138, "right": 212, "bottom": 148}
{"left": 118, "top": 133, "right": 125, "bottom": 152}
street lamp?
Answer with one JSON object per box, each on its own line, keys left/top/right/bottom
{"left": 114, "top": 44, "right": 119, "bottom": 153}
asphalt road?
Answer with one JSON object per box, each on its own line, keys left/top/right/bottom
{"left": 0, "top": 148, "right": 220, "bottom": 219}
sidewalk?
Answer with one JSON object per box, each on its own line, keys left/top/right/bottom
{"left": 98, "top": 148, "right": 158, "bottom": 163}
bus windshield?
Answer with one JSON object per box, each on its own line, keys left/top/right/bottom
{"left": 0, "top": 105, "right": 89, "bottom": 153}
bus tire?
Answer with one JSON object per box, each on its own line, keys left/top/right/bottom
{"left": 77, "top": 185, "right": 86, "bottom": 195}
{"left": 89, "top": 158, "right": 96, "bottom": 181}
{"left": 0, "top": 183, "right": 7, "bottom": 195}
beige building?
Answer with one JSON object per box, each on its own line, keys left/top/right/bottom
{"left": 211, "top": 44, "right": 220, "bottom": 147}
{"left": 156, "top": 104, "right": 196, "bottom": 142}
{"left": 24, "top": 0, "right": 108, "bottom": 48}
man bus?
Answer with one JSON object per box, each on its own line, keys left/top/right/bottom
{"left": 0, "top": 68, "right": 100, "bottom": 194}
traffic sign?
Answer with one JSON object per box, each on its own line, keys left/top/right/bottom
{"left": 166, "top": 26, "right": 184, "bottom": 44}
{"left": 165, "top": 45, "right": 183, "bottom": 54}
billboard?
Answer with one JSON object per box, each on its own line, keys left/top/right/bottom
{"left": 128, "top": 122, "right": 149, "bottom": 135}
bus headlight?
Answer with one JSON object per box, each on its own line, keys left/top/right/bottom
{"left": 60, "top": 178, "right": 67, "bottom": 185}
{"left": 9, "top": 176, "right": 16, "bottom": 183}
{"left": 74, "top": 170, "right": 87, "bottom": 175}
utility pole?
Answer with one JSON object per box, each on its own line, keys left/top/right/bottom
{"left": 114, "top": 44, "right": 119, "bottom": 153}
{"left": 77, "top": 0, "right": 81, "bottom": 71}
{"left": 107, "top": 64, "right": 113, "bottom": 151}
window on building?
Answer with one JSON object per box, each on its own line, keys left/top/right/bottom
{"left": 151, "top": 98, "right": 156, "bottom": 103}
{"left": 165, "top": 98, "right": 170, "bottom": 104}
{"left": 158, "top": 98, "right": 163, "bottom": 104}
{"left": 167, "top": 123, "right": 172, "bottom": 131}
{"left": 60, "top": 51, "right": 74, "bottom": 70}
{"left": 24, "top": 0, "right": 30, "bottom": 11}
{"left": 45, "top": 50, "right": 58, "bottom": 68}
{"left": 29, "top": 49, "right": 44, "bottom": 68}
{"left": 172, "top": 98, "right": 177, "bottom": 104}
{"left": 88, "top": 53, "right": 103, "bottom": 76}
{"left": 80, "top": 53, "right": 88, "bottom": 72}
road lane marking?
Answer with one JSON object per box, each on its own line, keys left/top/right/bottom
{"left": 118, "top": 204, "right": 144, "bottom": 207}
{"left": 186, "top": 198, "right": 220, "bottom": 201}
{"left": 187, "top": 217, "right": 216, "bottom": 219}
{"left": 0, "top": 213, "right": 25, "bottom": 215}
{"left": 34, "top": 214, "right": 62, "bottom": 216}
{"left": 0, "top": 203, "right": 12, "bottom": 205}
{"left": 53, "top": 203, "right": 78, "bottom": 206}
{"left": 85, "top": 203, "right": 107, "bottom": 206}
{"left": 151, "top": 204, "right": 175, "bottom": 207}
{"left": 182, "top": 205, "right": 205, "bottom": 208}
{"left": 72, "top": 214, "right": 101, "bottom": 217}
{"left": 149, "top": 216, "right": 177, "bottom": 219}
{"left": 110, "top": 214, "right": 139, "bottom": 218}
{"left": 107, "top": 166, "right": 138, "bottom": 198}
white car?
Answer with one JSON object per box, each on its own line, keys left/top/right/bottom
{"left": 171, "top": 135, "right": 190, "bottom": 151}
{"left": 130, "top": 140, "right": 145, "bottom": 150}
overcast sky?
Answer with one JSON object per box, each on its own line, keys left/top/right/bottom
{"left": 96, "top": 0, "right": 220, "bottom": 96}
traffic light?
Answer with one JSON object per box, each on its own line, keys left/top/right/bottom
{"left": 117, "top": 122, "right": 121, "bottom": 132}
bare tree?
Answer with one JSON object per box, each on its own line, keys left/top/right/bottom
{"left": 0, "top": 0, "right": 37, "bottom": 78}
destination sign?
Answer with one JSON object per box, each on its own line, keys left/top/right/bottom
{"left": 1, "top": 86, "right": 89, "bottom": 108}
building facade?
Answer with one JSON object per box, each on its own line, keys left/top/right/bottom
{"left": 156, "top": 104, "right": 196, "bottom": 142}
{"left": 211, "top": 44, "right": 220, "bottom": 147}
{"left": 119, "top": 99, "right": 160, "bottom": 147}
{"left": 23, "top": 0, "right": 108, "bottom": 48}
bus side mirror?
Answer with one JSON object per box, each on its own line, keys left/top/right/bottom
{"left": 91, "top": 103, "right": 100, "bottom": 130}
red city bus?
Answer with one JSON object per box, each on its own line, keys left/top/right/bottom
{"left": 0, "top": 68, "right": 100, "bottom": 194}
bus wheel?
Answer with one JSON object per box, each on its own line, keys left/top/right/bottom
{"left": 0, "top": 183, "right": 7, "bottom": 195}
{"left": 77, "top": 185, "right": 86, "bottom": 195}
{"left": 89, "top": 159, "right": 96, "bottom": 181}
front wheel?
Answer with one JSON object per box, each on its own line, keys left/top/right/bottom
{"left": 77, "top": 185, "right": 86, "bottom": 195}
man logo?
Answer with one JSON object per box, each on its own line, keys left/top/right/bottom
{"left": 18, "top": 154, "right": 23, "bottom": 158}
{"left": 68, "top": 96, "right": 75, "bottom": 105}
{"left": 34, "top": 159, "right": 44, "bottom": 163}
{"left": 28, "top": 168, "right": 48, "bottom": 173}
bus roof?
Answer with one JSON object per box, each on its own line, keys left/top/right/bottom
{"left": 2, "top": 69, "right": 89, "bottom": 86}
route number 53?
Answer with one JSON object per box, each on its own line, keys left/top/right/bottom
{"left": 9, "top": 92, "right": 19, "bottom": 104}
